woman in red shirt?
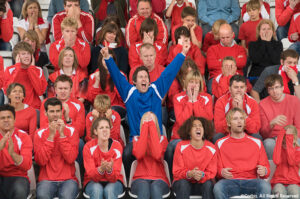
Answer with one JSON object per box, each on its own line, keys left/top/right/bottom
{"left": 83, "top": 117, "right": 124, "bottom": 199}
{"left": 271, "top": 125, "right": 300, "bottom": 197}
{"left": 131, "top": 112, "right": 170, "bottom": 198}
{"left": 173, "top": 116, "right": 216, "bottom": 199}
{"left": 6, "top": 82, "right": 37, "bottom": 140}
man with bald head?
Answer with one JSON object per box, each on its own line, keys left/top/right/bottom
{"left": 206, "top": 24, "right": 247, "bottom": 93}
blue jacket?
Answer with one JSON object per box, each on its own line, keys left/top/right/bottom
{"left": 198, "top": 0, "right": 240, "bottom": 26}
{"left": 105, "top": 53, "right": 185, "bottom": 140}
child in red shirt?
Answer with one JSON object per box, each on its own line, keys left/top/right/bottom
{"left": 165, "top": 0, "right": 193, "bottom": 29}
{"left": 241, "top": 0, "right": 270, "bottom": 22}
{"left": 271, "top": 125, "right": 300, "bottom": 197}
{"left": 239, "top": 0, "right": 262, "bottom": 50}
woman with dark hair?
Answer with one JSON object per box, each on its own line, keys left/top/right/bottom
{"left": 83, "top": 117, "right": 124, "bottom": 199}
{"left": 48, "top": 47, "right": 88, "bottom": 102}
{"left": 90, "top": 21, "right": 129, "bottom": 75}
{"left": 172, "top": 116, "right": 216, "bottom": 199}
{"left": 6, "top": 82, "right": 37, "bottom": 140}
{"left": 86, "top": 49, "right": 126, "bottom": 119}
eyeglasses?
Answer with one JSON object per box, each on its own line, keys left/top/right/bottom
{"left": 267, "top": 85, "right": 282, "bottom": 92}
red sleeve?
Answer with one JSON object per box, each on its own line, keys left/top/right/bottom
{"left": 191, "top": 46, "right": 205, "bottom": 75}
{"left": 39, "top": 100, "right": 49, "bottom": 128}
{"left": 207, "top": 46, "right": 222, "bottom": 73}
{"left": 17, "top": 133, "right": 33, "bottom": 172}
{"left": 155, "top": 42, "right": 168, "bottom": 66}
{"left": 129, "top": 0, "right": 138, "bottom": 17}
{"left": 28, "top": 110, "right": 37, "bottom": 141}
{"left": 0, "top": 56, "right": 3, "bottom": 88}
{"left": 194, "top": 25, "right": 203, "bottom": 44}
{"left": 128, "top": 44, "right": 142, "bottom": 69}
{"left": 285, "top": 134, "right": 300, "bottom": 166}
{"left": 104, "top": 143, "right": 123, "bottom": 182}
{"left": 132, "top": 122, "right": 149, "bottom": 160}
{"left": 85, "top": 114, "right": 92, "bottom": 142}
{"left": 72, "top": 40, "right": 91, "bottom": 71}
{"left": 214, "top": 99, "right": 227, "bottom": 133}
{"left": 166, "top": 44, "right": 177, "bottom": 65}
{"left": 27, "top": 66, "right": 47, "bottom": 96}
{"left": 77, "top": 13, "right": 94, "bottom": 43}
{"left": 34, "top": 130, "right": 55, "bottom": 166}
{"left": 235, "top": 46, "right": 247, "bottom": 71}
{"left": 3, "top": 65, "right": 21, "bottom": 93}
{"left": 167, "top": 80, "right": 181, "bottom": 109}
{"left": 49, "top": 42, "right": 60, "bottom": 71}
{"left": 273, "top": 132, "right": 284, "bottom": 165}
{"left": 212, "top": 75, "right": 230, "bottom": 99}
{"left": 58, "top": 126, "right": 79, "bottom": 164}
{"left": 125, "top": 16, "right": 139, "bottom": 47}
{"left": 174, "top": 95, "right": 194, "bottom": 128}
{"left": 86, "top": 74, "right": 98, "bottom": 103}
{"left": 148, "top": 121, "right": 166, "bottom": 160}
{"left": 275, "top": 0, "right": 295, "bottom": 26}
{"left": 0, "top": 9, "right": 13, "bottom": 42}
{"left": 202, "top": 32, "right": 215, "bottom": 53}
{"left": 245, "top": 99, "right": 261, "bottom": 134}
{"left": 238, "top": 23, "right": 246, "bottom": 41}
{"left": 259, "top": 103, "right": 272, "bottom": 139}
{"left": 52, "top": 14, "right": 63, "bottom": 41}
{"left": 172, "top": 142, "right": 190, "bottom": 180}
{"left": 288, "top": 15, "right": 298, "bottom": 42}
{"left": 72, "top": 102, "right": 85, "bottom": 138}
{"left": 258, "top": 142, "right": 270, "bottom": 179}
{"left": 200, "top": 151, "right": 217, "bottom": 183}
{"left": 241, "top": 4, "right": 247, "bottom": 19}
{"left": 194, "top": 94, "right": 213, "bottom": 120}
{"left": 155, "top": 15, "right": 168, "bottom": 46}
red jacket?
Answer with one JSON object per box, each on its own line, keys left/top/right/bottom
{"left": 288, "top": 12, "right": 300, "bottom": 42}
{"left": 86, "top": 70, "right": 125, "bottom": 108}
{"left": 212, "top": 73, "right": 253, "bottom": 99}
{"left": 132, "top": 121, "right": 169, "bottom": 185}
{"left": 167, "top": 79, "right": 182, "bottom": 110}
{"left": 83, "top": 139, "right": 123, "bottom": 187}
{"left": 207, "top": 43, "right": 247, "bottom": 79}
{"left": 202, "top": 31, "right": 219, "bottom": 53}
{"left": 40, "top": 98, "right": 86, "bottom": 138}
{"left": 34, "top": 126, "right": 79, "bottom": 182}
{"left": 0, "top": 128, "right": 32, "bottom": 179}
{"left": 129, "top": 0, "right": 166, "bottom": 18}
{"left": 0, "top": 9, "right": 13, "bottom": 42}
{"left": 52, "top": 10, "right": 94, "bottom": 43}
{"left": 125, "top": 13, "right": 168, "bottom": 47}
{"left": 15, "top": 104, "right": 37, "bottom": 141}
{"left": 172, "top": 91, "right": 213, "bottom": 140}
{"left": 85, "top": 110, "right": 123, "bottom": 147}
{"left": 168, "top": 2, "right": 193, "bottom": 29}
{"left": 48, "top": 69, "right": 87, "bottom": 99}
{"left": 4, "top": 63, "right": 47, "bottom": 109}
{"left": 275, "top": 0, "right": 300, "bottom": 26}
{"left": 129, "top": 64, "right": 164, "bottom": 84}
{"left": 241, "top": 2, "right": 270, "bottom": 22}
{"left": 271, "top": 133, "right": 300, "bottom": 186}
{"left": 128, "top": 41, "right": 168, "bottom": 68}
{"left": 167, "top": 44, "right": 205, "bottom": 75}
{"left": 171, "top": 23, "right": 202, "bottom": 45}
{"left": 238, "top": 19, "right": 261, "bottom": 48}
{"left": 173, "top": 140, "right": 217, "bottom": 183}
{"left": 215, "top": 135, "right": 270, "bottom": 179}
{"left": 259, "top": 94, "right": 300, "bottom": 139}
{"left": 214, "top": 92, "right": 261, "bottom": 134}
{"left": 49, "top": 38, "right": 90, "bottom": 76}
{"left": 0, "top": 56, "right": 4, "bottom": 89}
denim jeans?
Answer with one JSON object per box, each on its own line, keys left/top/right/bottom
{"left": 36, "top": 179, "right": 78, "bottom": 199}
{"left": 85, "top": 180, "right": 123, "bottom": 199}
{"left": 0, "top": 39, "right": 12, "bottom": 51}
{"left": 173, "top": 179, "right": 214, "bottom": 199}
{"left": 76, "top": 138, "right": 85, "bottom": 168}
{"left": 213, "top": 179, "right": 271, "bottom": 199}
{"left": 272, "top": 183, "right": 300, "bottom": 199}
{"left": 0, "top": 176, "right": 29, "bottom": 199}
{"left": 288, "top": 42, "right": 300, "bottom": 56}
{"left": 164, "top": 139, "right": 181, "bottom": 181}
{"left": 131, "top": 179, "right": 169, "bottom": 199}
{"left": 276, "top": 22, "right": 290, "bottom": 41}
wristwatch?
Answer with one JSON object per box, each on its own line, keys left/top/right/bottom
{"left": 66, "top": 118, "right": 72, "bottom": 124}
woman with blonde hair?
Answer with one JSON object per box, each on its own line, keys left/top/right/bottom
{"left": 48, "top": 47, "right": 87, "bottom": 101}
{"left": 248, "top": 19, "right": 283, "bottom": 85}
{"left": 16, "top": 0, "right": 49, "bottom": 52}
{"left": 271, "top": 125, "right": 300, "bottom": 198}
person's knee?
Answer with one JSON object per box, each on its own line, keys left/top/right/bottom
{"left": 104, "top": 182, "right": 122, "bottom": 198}
{"left": 213, "top": 180, "right": 227, "bottom": 196}
{"left": 86, "top": 182, "right": 104, "bottom": 197}
{"left": 174, "top": 179, "right": 190, "bottom": 189}
{"left": 257, "top": 180, "right": 271, "bottom": 194}
{"left": 272, "top": 183, "right": 287, "bottom": 195}
{"left": 11, "top": 179, "right": 29, "bottom": 198}
{"left": 203, "top": 180, "right": 214, "bottom": 189}
{"left": 286, "top": 184, "right": 300, "bottom": 196}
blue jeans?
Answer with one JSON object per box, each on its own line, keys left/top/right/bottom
{"left": 213, "top": 179, "right": 271, "bottom": 199}
{"left": 276, "top": 22, "right": 290, "bottom": 41}
{"left": 85, "top": 180, "right": 123, "bottom": 199}
{"left": 0, "top": 176, "right": 29, "bottom": 199}
{"left": 0, "top": 39, "right": 12, "bottom": 51}
{"left": 207, "top": 78, "right": 214, "bottom": 95}
{"left": 164, "top": 139, "right": 181, "bottom": 181}
{"left": 131, "top": 179, "right": 169, "bottom": 199}
{"left": 8, "top": 0, "right": 23, "bottom": 18}
{"left": 76, "top": 138, "right": 85, "bottom": 168}
{"left": 213, "top": 133, "right": 263, "bottom": 144}
{"left": 288, "top": 41, "right": 300, "bottom": 56}
{"left": 36, "top": 179, "right": 78, "bottom": 199}
{"left": 173, "top": 179, "right": 214, "bottom": 199}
